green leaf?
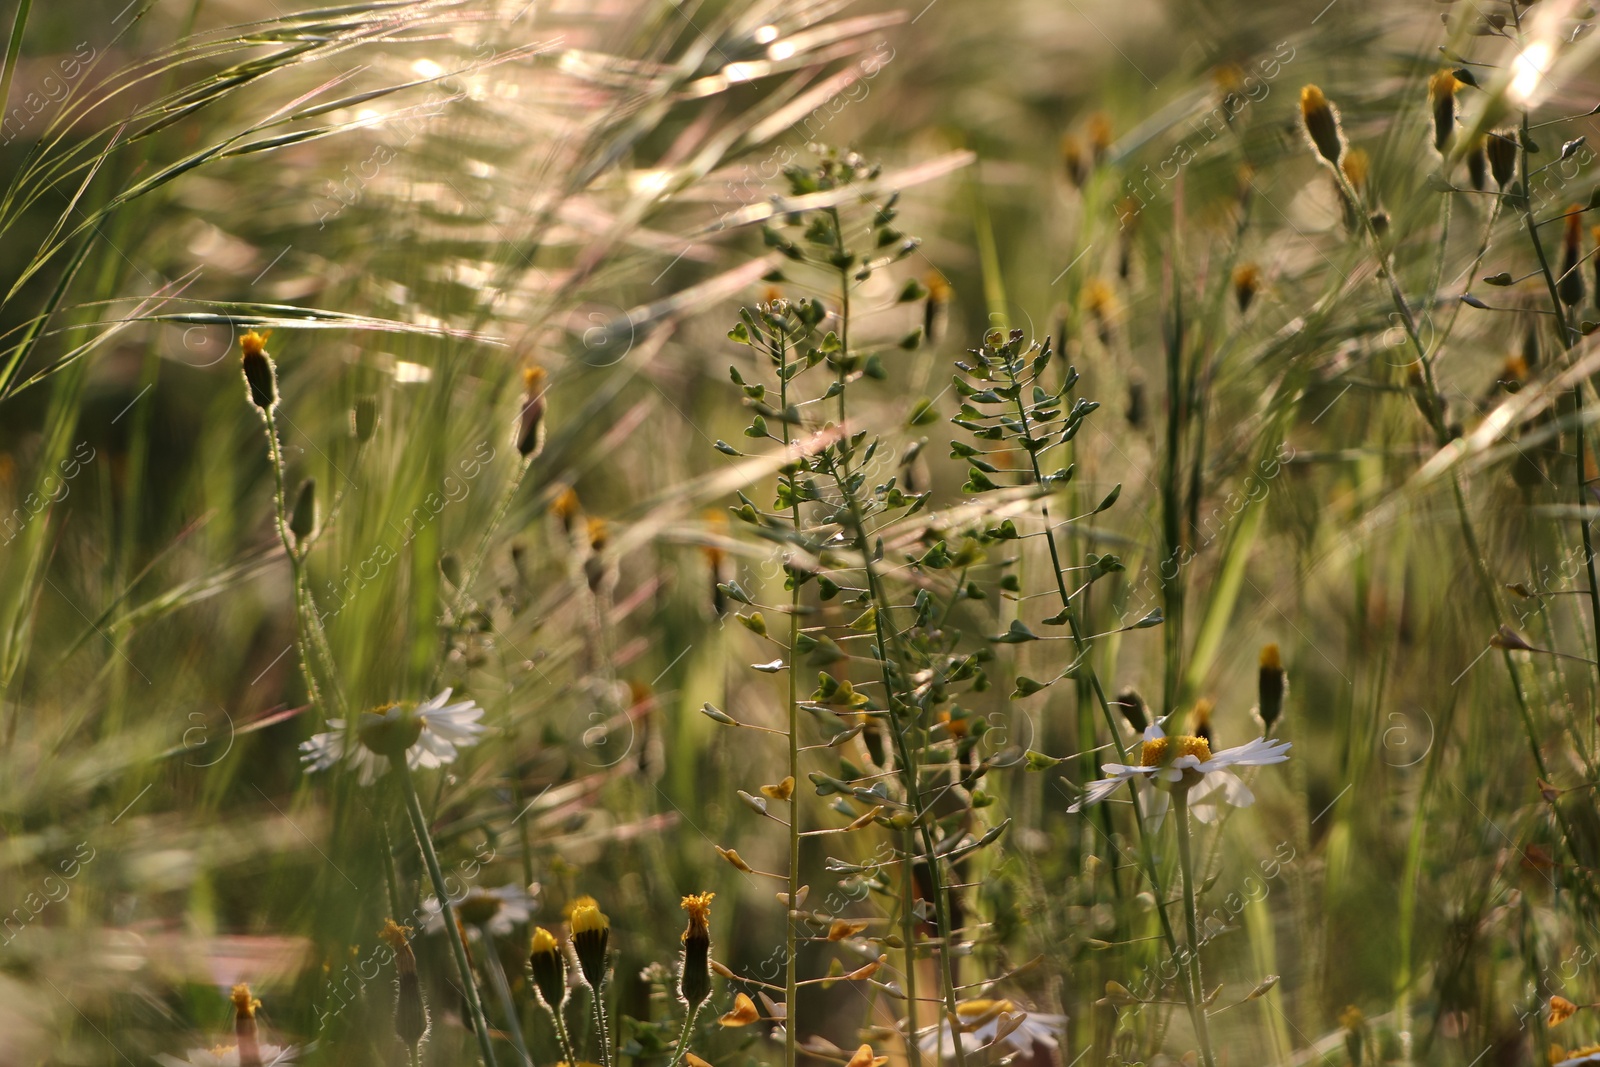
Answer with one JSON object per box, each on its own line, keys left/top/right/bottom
{"left": 1093, "top": 483, "right": 1122, "bottom": 513}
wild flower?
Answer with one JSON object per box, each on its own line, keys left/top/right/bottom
{"left": 156, "top": 983, "right": 297, "bottom": 1067}
{"left": 915, "top": 999, "right": 1067, "bottom": 1060}
{"left": 1068, "top": 721, "right": 1291, "bottom": 823}
{"left": 299, "top": 689, "right": 487, "bottom": 785}
{"left": 423, "top": 883, "right": 535, "bottom": 937}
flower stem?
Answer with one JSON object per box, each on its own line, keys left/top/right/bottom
{"left": 396, "top": 761, "right": 500, "bottom": 1067}
{"left": 778, "top": 323, "right": 803, "bottom": 1067}
{"left": 261, "top": 410, "right": 329, "bottom": 713}
{"left": 665, "top": 1002, "right": 707, "bottom": 1067}
{"left": 1172, "top": 789, "right": 1217, "bottom": 1067}
{"left": 589, "top": 979, "right": 615, "bottom": 1067}
{"left": 551, "top": 1004, "right": 581, "bottom": 1067}
{"left": 478, "top": 923, "right": 533, "bottom": 1065}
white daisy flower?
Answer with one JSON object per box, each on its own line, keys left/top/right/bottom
{"left": 916, "top": 998, "right": 1065, "bottom": 1060}
{"left": 155, "top": 1044, "right": 297, "bottom": 1067}
{"left": 1068, "top": 722, "right": 1290, "bottom": 824}
{"left": 423, "top": 882, "right": 537, "bottom": 938}
{"left": 1556, "top": 1048, "right": 1600, "bottom": 1067}
{"left": 299, "top": 689, "right": 488, "bottom": 786}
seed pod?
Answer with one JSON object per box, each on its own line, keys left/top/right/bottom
{"left": 517, "top": 365, "right": 548, "bottom": 458}
{"left": 353, "top": 396, "right": 378, "bottom": 442}
{"left": 1257, "top": 642, "right": 1287, "bottom": 730}
{"left": 232, "top": 984, "right": 262, "bottom": 1067}
{"left": 239, "top": 332, "right": 277, "bottom": 411}
{"left": 679, "top": 892, "right": 714, "bottom": 1008}
{"left": 529, "top": 926, "right": 568, "bottom": 1008}
{"left": 381, "top": 919, "right": 429, "bottom": 1051}
{"left": 1486, "top": 130, "right": 1518, "bottom": 189}
{"left": 569, "top": 899, "right": 611, "bottom": 988}
{"left": 1429, "top": 70, "right": 1459, "bottom": 154}
{"left": 1299, "top": 85, "right": 1345, "bottom": 167}
{"left": 289, "top": 479, "right": 317, "bottom": 542}
{"left": 1561, "top": 209, "right": 1586, "bottom": 308}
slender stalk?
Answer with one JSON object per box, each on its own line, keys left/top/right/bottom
{"left": 261, "top": 410, "right": 329, "bottom": 713}
{"left": 665, "top": 1002, "right": 707, "bottom": 1067}
{"left": 777, "top": 324, "right": 804, "bottom": 1067}
{"left": 1332, "top": 154, "right": 1591, "bottom": 857}
{"left": 478, "top": 924, "right": 533, "bottom": 1066}
{"left": 826, "top": 453, "right": 965, "bottom": 1067}
{"left": 542, "top": 1000, "right": 580, "bottom": 1067}
{"left": 1171, "top": 789, "right": 1217, "bottom": 1067}
{"left": 396, "top": 762, "right": 500, "bottom": 1067}
{"left": 1005, "top": 372, "right": 1182, "bottom": 961}
{"left": 449, "top": 452, "right": 534, "bottom": 627}
{"left": 589, "top": 979, "right": 615, "bottom": 1067}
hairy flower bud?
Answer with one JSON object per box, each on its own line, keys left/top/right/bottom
{"left": 679, "top": 892, "right": 714, "bottom": 1009}
{"left": 529, "top": 926, "right": 568, "bottom": 1008}
{"left": 1486, "top": 130, "right": 1518, "bottom": 189}
{"left": 240, "top": 332, "right": 277, "bottom": 411}
{"left": 1299, "top": 85, "right": 1345, "bottom": 167}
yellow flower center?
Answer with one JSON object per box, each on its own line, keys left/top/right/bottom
{"left": 357, "top": 701, "right": 422, "bottom": 757}
{"left": 457, "top": 889, "right": 504, "bottom": 926}
{"left": 1140, "top": 735, "right": 1212, "bottom": 767}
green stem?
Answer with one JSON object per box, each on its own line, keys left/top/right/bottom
{"left": 544, "top": 1001, "right": 580, "bottom": 1067}
{"left": 396, "top": 762, "right": 500, "bottom": 1067}
{"left": 777, "top": 325, "right": 803, "bottom": 1067}
{"left": 827, "top": 454, "right": 962, "bottom": 1067}
{"left": 478, "top": 923, "right": 533, "bottom": 1065}
{"left": 590, "top": 979, "right": 614, "bottom": 1067}
{"left": 1007, "top": 375, "right": 1182, "bottom": 962}
{"left": 449, "top": 452, "right": 534, "bottom": 627}
{"left": 665, "top": 1002, "right": 707, "bottom": 1067}
{"left": 1172, "top": 789, "right": 1218, "bottom": 1067}
{"left": 261, "top": 410, "right": 332, "bottom": 714}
